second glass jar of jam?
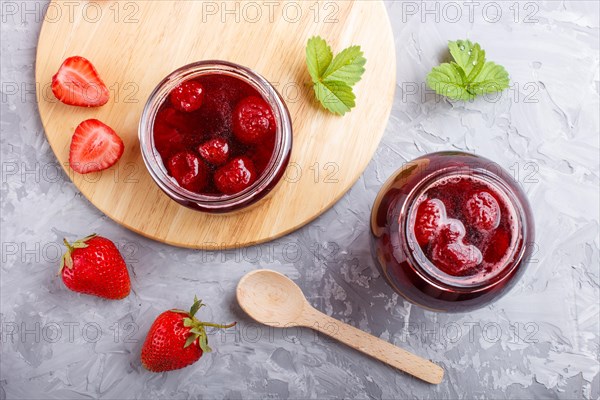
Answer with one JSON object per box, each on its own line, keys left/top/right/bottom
{"left": 370, "top": 151, "right": 535, "bottom": 312}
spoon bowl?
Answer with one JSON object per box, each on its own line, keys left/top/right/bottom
{"left": 237, "top": 269, "right": 307, "bottom": 327}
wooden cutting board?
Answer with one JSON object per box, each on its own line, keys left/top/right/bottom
{"left": 36, "top": 0, "right": 396, "bottom": 249}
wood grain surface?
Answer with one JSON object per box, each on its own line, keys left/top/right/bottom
{"left": 35, "top": 0, "right": 396, "bottom": 249}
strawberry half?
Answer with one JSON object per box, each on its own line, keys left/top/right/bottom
{"left": 141, "top": 297, "right": 236, "bottom": 372}
{"left": 52, "top": 56, "right": 109, "bottom": 107}
{"left": 60, "top": 234, "right": 131, "bottom": 300}
{"left": 69, "top": 119, "right": 124, "bottom": 174}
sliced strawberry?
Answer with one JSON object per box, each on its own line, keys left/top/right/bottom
{"left": 69, "top": 119, "right": 124, "bottom": 174}
{"left": 52, "top": 56, "right": 109, "bottom": 107}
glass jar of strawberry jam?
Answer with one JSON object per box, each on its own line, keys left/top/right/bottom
{"left": 139, "top": 61, "right": 292, "bottom": 213}
{"left": 370, "top": 152, "right": 535, "bottom": 312}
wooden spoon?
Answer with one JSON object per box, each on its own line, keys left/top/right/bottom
{"left": 236, "top": 269, "right": 444, "bottom": 384}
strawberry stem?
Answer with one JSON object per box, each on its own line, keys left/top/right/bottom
{"left": 199, "top": 321, "right": 237, "bottom": 329}
{"left": 180, "top": 296, "right": 236, "bottom": 353}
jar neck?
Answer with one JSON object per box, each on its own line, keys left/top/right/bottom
{"left": 399, "top": 166, "right": 529, "bottom": 292}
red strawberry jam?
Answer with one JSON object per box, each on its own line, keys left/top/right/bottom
{"left": 370, "top": 152, "right": 535, "bottom": 312}
{"left": 153, "top": 74, "right": 277, "bottom": 196}
{"left": 412, "top": 175, "right": 517, "bottom": 278}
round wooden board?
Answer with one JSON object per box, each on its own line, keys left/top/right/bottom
{"left": 36, "top": 0, "right": 396, "bottom": 249}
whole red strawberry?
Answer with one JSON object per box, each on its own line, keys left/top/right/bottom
{"left": 60, "top": 234, "right": 130, "bottom": 299}
{"left": 141, "top": 297, "right": 236, "bottom": 372}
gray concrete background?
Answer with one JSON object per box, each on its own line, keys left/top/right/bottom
{"left": 1, "top": 1, "right": 599, "bottom": 399}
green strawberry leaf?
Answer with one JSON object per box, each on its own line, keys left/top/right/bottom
{"left": 189, "top": 296, "right": 203, "bottom": 318}
{"left": 306, "top": 36, "right": 365, "bottom": 115}
{"left": 314, "top": 80, "right": 356, "bottom": 116}
{"left": 426, "top": 63, "right": 474, "bottom": 101}
{"left": 448, "top": 40, "right": 485, "bottom": 78}
{"left": 427, "top": 39, "right": 509, "bottom": 101}
{"left": 306, "top": 36, "right": 333, "bottom": 83}
{"left": 321, "top": 45, "right": 366, "bottom": 86}
{"left": 183, "top": 318, "right": 194, "bottom": 327}
{"left": 468, "top": 61, "right": 510, "bottom": 95}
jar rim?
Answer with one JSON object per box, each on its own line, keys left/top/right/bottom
{"left": 138, "top": 60, "right": 292, "bottom": 212}
{"left": 399, "top": 156, "right": 531, "bottom": 292}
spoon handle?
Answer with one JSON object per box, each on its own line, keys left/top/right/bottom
{"left": 303, "top": 308, "right": 444, "bottom": 384}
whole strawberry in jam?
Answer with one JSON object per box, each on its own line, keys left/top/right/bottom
{"left": 465, "top": 191, "right": 501, "bottom": 231}
{"left": 169, "top": 80, "right": 205, "bottom": 112}
{"left": 156, "top": 106, "right": 192, "bottom": 133}
{"left": 153, "top": 124, "right": 186, "bottom": 158}
{"left": 431, "top": 239, "right": 483, "bottom": 276}
{"left": 232, "top": 96, "right": 276, "bottom": 144}
{"left": 431, "top": 220, "right": 483, "bottom": 275}
{"left": 414, "top": 199, "right": 444, "bottom": 246}
{"left": 214, "top": 157, "right": 257, "bottom": 195}
{"left": 141, "top": 296, "right": 236, "bottom": 372}
{"left": 198, "top": 138, "right": 229, "bottom": 166}
{"left": 166, "top": 151, "right": 208, "bottom": 192}
{"left": 60, "top": 234, "right": 130, "bottom": 300}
